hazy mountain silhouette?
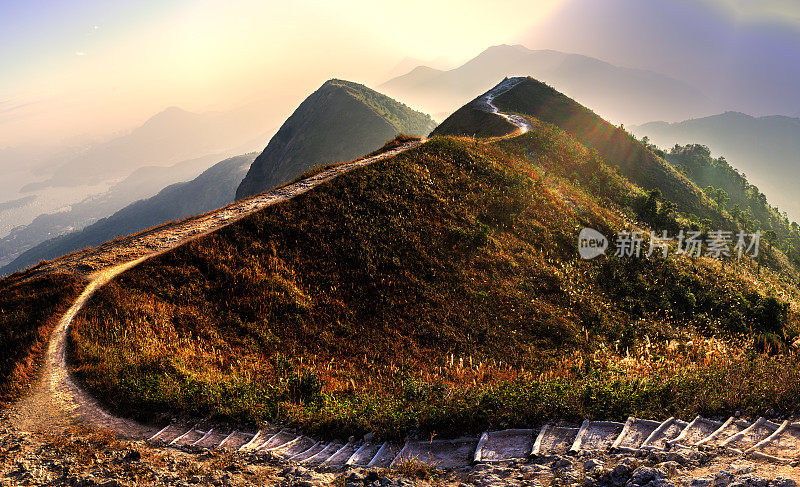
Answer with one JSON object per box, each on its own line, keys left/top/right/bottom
{"left": 236, "top": 79, "right": 436, "bottom": 199}
{"left": 522, "top": 0, "right": 800, "bottom": 117}
{"left": 0, "top": 152, "right": 233, "bottom": 268}
{"left": 23, "top": 105, "right": 275, "bottom": 191}
{"left": 380, "top": 44, "right": 711, "bottom": 125}
{"left": 384, "top": 55, "right": 452, "bottom": 81}
{"left": 632, "top": 112, "right": 800, "bottom": 222}
{"left": 0, "top": 196, "right": 36, "bottom": 213}
{"left": 1, "top": 153, "right": 256, "bottom": 276}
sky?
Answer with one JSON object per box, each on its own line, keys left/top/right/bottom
{"left": 2, "top": 0, "right": 799, "bottom": 148}
{"left": 0, "top": 0, "right": 566, "bottom": 148}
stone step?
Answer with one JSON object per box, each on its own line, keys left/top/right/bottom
{"left": 273, "top": 436, "right": 319, "bottom": 458}
{"left": 347, "top": 442, "right": 384, "bottom": 466}
{"left": 302, "top": 442, "right": 344, "bottom": 465}
{"left": 368, "top": 442, "right": 402, "bottom": 468}
{"left": 695, "top": 417, "right": 751, "bottom": 448}
{"left": 612, "top": 417, "right": 662, "bottom": 452}
{"left": 748, "top": 422, "right": 800, "bottom": 464}
{"left": 255, "top": 429, "right": 296, "bottom": 451}
{"left": 237, "top": 430, "right": 266, "bottom": 451}
{"left": 217, "top": 430, "right": 253, "bottom": 450}
{"left": 721, "top": 418, "right": 784, "bottom": 454}
{"left": 322, "top": 442, "right": 359, "bottom": 466}
{"left": 170, "top": 425, "right": 205, "bottom": 446}
{"left": 392, "top": 438, "right": 477, "bottom": 469}
{"left": 641, "top": 418, "right": 689, "bottom": 450}
{"left": 190, "top": 428, "right": 226, "bottom": 448}
{"left": 144, "top": 413, "right": 800, "bottom": 471}
{"left": 531, "top": 425, "right": 579, "bottom": 456}
{"left": 288, "top": 441, "right": 326, "bottom": 462}
{"left": 667, "top": 416, "right": 723, "bottom": 449}
{"left": 148, "top": 424, "right": 180, "bottom": 444}
{"left": 570, "top": 421, "right": 625, "bottom": 452}
{"left": 474, "top": 429, "right": 536, "bottom": 462}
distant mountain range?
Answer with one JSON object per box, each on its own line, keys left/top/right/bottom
{"left": 0, "top": 102, "right": 277, "bottom": 267}
{"left": 522, "top": 0, "right": 800, "bottom": 118}
{"left": 236, "top": 79, "right": 436, "bottom": 200}
{"left": 23, "top": 105, "right": 273, "bottom": 191}
{"left": 631, "top": 112, "right": 800, "bottom": 222}
{"left": 380, "top": 44, "right": 711, "bottom": 125}
{"left": 0, "top": 152, "right": 228, "bottom": 268}
{"left": 1, "top": 154, "right": 256, "bottom": 276}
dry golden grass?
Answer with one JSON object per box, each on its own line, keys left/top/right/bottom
{"left": 0, "top": 273, "right": 87, "bottom": 406}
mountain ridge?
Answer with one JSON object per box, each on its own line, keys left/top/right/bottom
{"left": 380, "top": 44, "right": 711, "bottom": 125}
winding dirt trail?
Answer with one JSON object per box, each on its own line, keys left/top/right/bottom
{"left": 478, "top": 77, "right": 533, "bottom": 135}
{"left": 6, "top": 140, "right": 423, "bottom": 439}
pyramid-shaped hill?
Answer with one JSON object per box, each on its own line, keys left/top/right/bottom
{"left": 236, "top": 79, "right": 437, "bottom": 199}
{"left": 433, "top": 77, "right": 725, "bottom": 229}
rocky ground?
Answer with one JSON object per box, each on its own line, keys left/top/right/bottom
{"left": 2, "top": 410, "right": 799, "bottom": 487}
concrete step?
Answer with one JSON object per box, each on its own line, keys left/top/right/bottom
{"left": 531, "top": 425, "right": 579, "bottom": 456}
{"left": 570, "top": 421, "right": 625, "bottom": 452}
{"left": 612, "top": 417, "right": 662, "bottom": 452}
{"left": 346, "top": 442, "right": 383, "bottom": 466}
{"left": 667, "top": 416, "right": 723, "bottom": 449}
{"left": 641, "top": 418, "right": 689, "bottom": 450}
{"left": 474, "top": 429, "right": 536, "bottom": 462}
{"left": 392, "top": 438, "right": 477, "bottom": 469}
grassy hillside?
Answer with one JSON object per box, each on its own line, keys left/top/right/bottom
{"left": 663, "top": 144, "right": 800, "bottom": 271}
{"left": 235, "top": 79, "right": 437, "bottom": 199}
{"left": 0, "top": 274, "right": 86, "bottom": 406}
{"left": 71, "top": 134, "right": 800, "bottom": 438}
{"left": 433, "top": 77, "right": 729, "bottom": 232}
{"left": 2, "top": 154, "right": 256, "bottom": 276}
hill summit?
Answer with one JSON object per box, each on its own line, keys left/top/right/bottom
{"left": 235, "top": 79, "right": 436, "bottom": 199}
{"left": 434, "top": 76, "right": 727, "bottom": 230}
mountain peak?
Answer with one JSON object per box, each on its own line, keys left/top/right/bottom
{"left": 140, "top": 106, "right": 196, "bottom": 130}
{"left": 235, "top": 80, "right": 435, "bottom": 200}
